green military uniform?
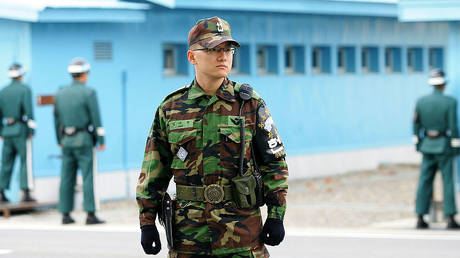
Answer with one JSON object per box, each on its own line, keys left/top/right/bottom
{"left": 0, "top": 78, "right": 35, "bottom": 192}
{"left": 54, "top": 80, "right": 104, "bottom": 213}
{"left": 413, "top": 88, "right": 459, "bottom": 217}
{"left": 136, "top": 78, "right": 288, "bottom": 257}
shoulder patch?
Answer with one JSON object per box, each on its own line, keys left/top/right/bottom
{"left": 163, "top": 85, "right": 190, "bottom": 102}
{"left": 233, "top": 82, "right": 261, "bottom": 101}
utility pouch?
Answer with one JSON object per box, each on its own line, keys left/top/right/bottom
{"left": 232, "top": 175, "right": 257, "bottom": 209}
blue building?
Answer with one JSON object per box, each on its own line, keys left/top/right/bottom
{"left": 0, "top": 0, "right": 454, "bottom": 202}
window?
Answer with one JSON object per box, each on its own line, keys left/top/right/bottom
{"left": 230, "top": 45, "right": 250, "bottom": 75}
{"left": 257, "top": 45, "right": 278, "bottom": 75}
{"left": 163, "top": 46, "right": 175, "bottom": 76}
{"left": 385, "top": 47, "right": 402, "bottom": 73}
{"left": 429, "top": 47, "right": 444, "bottom": 70}
{"left": 93, "top": 41, "right": 112, "bottom": 61}
{"left": 361, "top": 46, "right": 379, "bottom": 73}
{"left": 312, "top": 46, "right": 331, "bottom": 74}
{"left": 407, "top": 47, "right": 423, "bottom": 73}
{"left": 337, "top": 46, "right": 355, "bottom": 74}
{"left": 163, "top": 43, "right": 188, "bottom": 76}
{"left": 285, "top": 46, "right": 305, "bottom": 74}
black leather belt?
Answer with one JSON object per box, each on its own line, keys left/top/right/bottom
{"left": 4, "top": 117, "right": 22, "bottom": 126}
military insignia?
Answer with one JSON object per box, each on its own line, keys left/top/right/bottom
{"left": 216, "top": 22, "right": 223, "bottom": 32}
{"left": 169, "top": 119, "right": 194, "bottom": 131}
{"left": 268, "top": 135, "right": 282, "bottom": 149}
{"left": 177, "top": 147, "right": 188, "bottom": 161}
{"left": 227, "top": 116, "right": 242, "bottom": 127}
{"left": 264, "top": 117, "right": 274, "bottom": 132}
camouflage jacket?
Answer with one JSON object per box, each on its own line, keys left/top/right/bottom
{"left": 136, "top": 78, "right": 288, "bottom": 256}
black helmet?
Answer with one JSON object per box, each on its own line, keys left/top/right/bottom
{"left": 428, "top": 68, "right": 446, "bottom": 86}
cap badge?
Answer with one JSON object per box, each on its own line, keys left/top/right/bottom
{"left": 216, "top": 22, "right": 223, "bottom": 32}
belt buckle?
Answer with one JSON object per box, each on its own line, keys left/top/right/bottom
{"left": 6, "top": 118, "right": 15, "bottom": 125}
{"left": 427, "top": 130, "right": 440, "bottom": 138}
{"left": 204, "top": 184, "right": 224, "bottom": 204}
{"left": 64, "top": 127, "right": 76, "bottom": 135}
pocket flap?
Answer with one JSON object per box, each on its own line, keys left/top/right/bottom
{"left": 168, "top": 129, "right": 197, "bottom": 144}
{"left": 220, "top": 127, "right": 241, "bottom": 143}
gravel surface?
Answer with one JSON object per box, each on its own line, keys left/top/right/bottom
{"left": 285, "top": 163, "right": 441, "bottom": 228}
{"left": 3, "top": 163, "right": 452, "bottom": 229}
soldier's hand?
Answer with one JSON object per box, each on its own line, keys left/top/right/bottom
{"left": 58, "top": 144, "right": 62, "bottom": 149}
{"left": 98, "top": 144, "right": 106, "bottom": 151}
{"left": 28, "top": 134, "right": 34, "bottom": 139}
{"left": 141, "top": 225, "right": 161, "bottom": 255}
{"left": 261, "top": 218, "right": 285, "bottom": 246}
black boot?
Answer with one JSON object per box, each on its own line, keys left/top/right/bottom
{"left": 62, "top": 213, "right": 75, "bottom": 225}
{"left": 22, "top": 190, "right": 37, "bottom": 203}
{"left": 86, "top": 212, "right": 105, "bottom": 225}
{"left": 0, "top": 190, "right": 9, "bottom": 203}
{"left": 446, "top": 215, "right": 460, "bottom": 230}
{"left": 416, "top": 215, "right": 428, "bottom": 229}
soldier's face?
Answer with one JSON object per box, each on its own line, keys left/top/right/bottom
{"left": 188, "top": 42, "right": 233, "bottom": 80}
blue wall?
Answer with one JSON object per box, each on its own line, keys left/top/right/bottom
{"left": 27, "top": 9, "right": 449, "bottom": 178}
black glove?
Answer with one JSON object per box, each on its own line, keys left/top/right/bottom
{"left": 260, "top": 218, "right": 285, "bottom": 246}
{"left": 141, "top": 225, "right": 161, "bottom": 255}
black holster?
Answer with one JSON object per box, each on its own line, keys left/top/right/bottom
{"left": 158, "top": 192, "right": 175, "bottom": 249}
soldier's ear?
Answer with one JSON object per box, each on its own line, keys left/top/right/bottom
{"left": 187, "top": 50, "right": 197, "bottom": 65}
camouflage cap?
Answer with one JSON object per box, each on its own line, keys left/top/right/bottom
{"left": 188, "top": 16, "right": 240, "bottom": 49}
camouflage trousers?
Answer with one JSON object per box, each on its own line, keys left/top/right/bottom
{"left": 168, "top": 244, "right": 269, "bottom": 258}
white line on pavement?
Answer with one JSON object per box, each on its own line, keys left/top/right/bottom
{"left": 287, "top": 231, "right": 460, "bottom": 241}
{"left": 0, "top": 223, "right": 141, "bottom": 233}
{"left": 0, "top": 249, "right": 12, "bottom": 255}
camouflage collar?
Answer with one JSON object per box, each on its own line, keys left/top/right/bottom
{"left": 188, "top": 78, "right": 236, "bottom": 102}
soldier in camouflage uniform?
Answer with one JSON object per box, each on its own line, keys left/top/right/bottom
{"left": 137, "top": 17, "right": 288, "bottom": 257}
{"left": 413, "top": 69, "right": 460, "bottom": 229}
{"left": 0, "top": 63, "right": 36, "bottom": 203}
{"left": 54, "top": 58, "right": 106, "bottom": 225}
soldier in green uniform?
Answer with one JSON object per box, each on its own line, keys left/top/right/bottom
{"left": 0, "top": 63, "right": 36, "bottom": 203}
{"left": 54, "top": 57, "right": 106, "bottom": 225}
{"left": 137, "top": 17, "right": 288, "bottom": 257}
{"left": 413, "top": 69, "right": 460, "bottom": 229}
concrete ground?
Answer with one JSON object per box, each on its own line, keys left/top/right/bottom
{"left": 0, "top": 163, "right": 457, "bottom": 232}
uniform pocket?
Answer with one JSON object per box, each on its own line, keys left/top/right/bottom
{"left": 169, "top": 131, "right": 197, "bottom": 169}
{"left": 168, "top": 128, "right": 200, "bottom": 185}
{"left": 219, "top": 126, "right": 253, "bottom": 171}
